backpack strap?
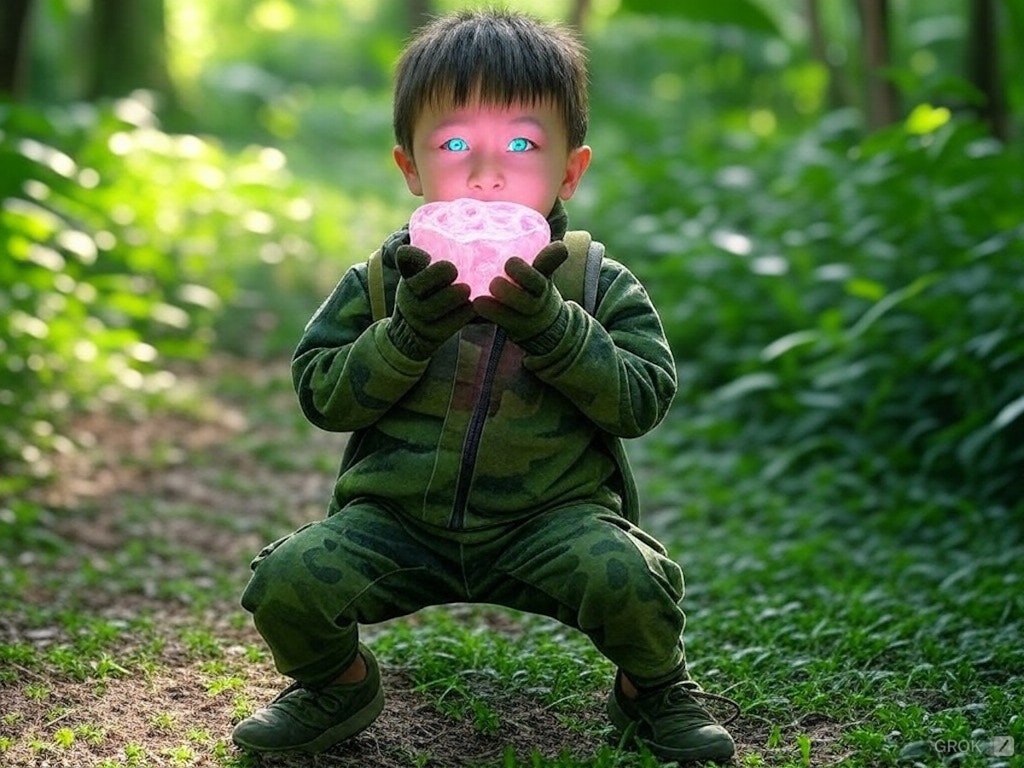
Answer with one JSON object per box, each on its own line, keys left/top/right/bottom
{"left": 367, "top": 247, "right": 387, "bottom": 322}
{"left": 366, "top": 231, "right": 603, "bottom": 322}
{"left": 583, "top": 239, "right": 604, "bottom": 314}
{"left": 557, "top": 230, "right": 603, "bottom": 315}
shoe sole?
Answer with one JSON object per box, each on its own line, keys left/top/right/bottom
{"left": 233, "top": 685, "right": 385, "bottom": 754}
{"left": 638, "top": 736, "right": 736, "bottom": 763}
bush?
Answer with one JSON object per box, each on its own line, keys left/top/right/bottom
{"left": 587, "top": 106, "right": 1023, "bottom": 507}
{"left": 0, "top": 95, "right": 340, "bottom": 488}
{"left": 748, "top": 115, "right": 1023, "bottom": 504}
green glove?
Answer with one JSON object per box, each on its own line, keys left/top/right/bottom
{"left": 473, "top": 241, "right": 569, "bottom": 351}
{"left": 387, "top": 245, "right": 474, "bottom": 360}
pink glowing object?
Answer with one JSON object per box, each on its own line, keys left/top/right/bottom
{"left": 409, "top": 198, "right": 551, "bottom": 299}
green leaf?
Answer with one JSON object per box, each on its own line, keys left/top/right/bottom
{"left": 760, "top": 330, "right": 819, "bottom": 362}
{"left": 711, "top": 372, "right": 778, "bottom": 403}
{"left": 993, "top": 395, "right": 1024, "bottom": 431}
{"left": 845, "top": 278, "right": 886, "bottom": 302}
{"left": 847, "top": 275, "right": 937, "bottom": 340}
{"left": 616, "top": 0, "right": 781, "bottom": 35}
{"left": 905, "top": 103, "right": 952, "bottom": 135}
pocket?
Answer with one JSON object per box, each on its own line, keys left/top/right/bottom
{"left": 249, "top": 521, "right": 317, "bottom": 571}
{"left": 597, "top": 513, "right": 668, "bottom": 556}
{"left": 597, "top": 513, "right": 683, "bottom": 602}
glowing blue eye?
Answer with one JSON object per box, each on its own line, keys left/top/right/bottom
{"left": 508, "top": 137, "right": 533, "bottom": 152}
{"left": 442, "top": 137, "right": 469, "bottom": 152}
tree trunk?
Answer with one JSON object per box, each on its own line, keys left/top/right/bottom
{"left": 966, "top": 0, "right": 1008, "bottom": 140}
{"left": 88, "top": 0, "right": 176, "bottom": 105}
{"left": 570, "top": 0, "right": 592, "bottom": 30}
{"left": 0, "top": 0, "right": 33, "bottom": 98}
{"left": 856, "top": 0, "right": 899, "bottom": 129}
{"left": 804, "top": 0, "right": 847, "bottom": 111}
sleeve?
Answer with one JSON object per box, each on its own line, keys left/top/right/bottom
{"left": 519, "top": 258, "right": 677, "bottom": 438}
{"left": 291, "top": 263, "right": 429, "bottom": 432}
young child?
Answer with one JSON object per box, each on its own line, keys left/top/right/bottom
{"left": 233, "top": 8, "right": 736, "bottom": 763}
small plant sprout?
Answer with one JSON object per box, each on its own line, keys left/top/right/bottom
{"left": 150, "top": 712, "right": 176, "bottom": 734}
{"left": 53, "top": 727, "right": 75, "bottom": 749}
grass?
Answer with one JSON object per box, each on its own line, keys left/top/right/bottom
{"left": 630, "top": 428, "right": 1024, "bottom": 767}
{"left": 1, "top": 359, "right": 1022, "bottom": 767}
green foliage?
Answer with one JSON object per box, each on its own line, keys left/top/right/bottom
{"left": 618, "top": 0, "right": 782, "bottom": 35}
{"left": 568, "top": 7, "right": 1024, "bottom": 509}
{"left": 0, "top": 94, "right": 354, "bottom": 482}
{"left": 581, "top": 28, "right": 1024, "bottom": 507}
{"left": 748, "top": 117, "right": 1024, "bottom": 503}
{"left": 630, "top": 430, "right": 1024, "bottom": 768}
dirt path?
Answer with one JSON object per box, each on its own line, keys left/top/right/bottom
{"left": 1, "top": 359, "right": 616, "bottom": 766}
{"left": 2, "top": 358, "right": 773, "bottom": 766}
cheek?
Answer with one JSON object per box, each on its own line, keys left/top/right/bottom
{"left": 516, "top": 163, "right": 568, "bottom": 202}
{"left": 417, "top": 160, "right": 461, "bottom": 197}
{"left": 512, "top": 155, "right": 559, "bottom": 183}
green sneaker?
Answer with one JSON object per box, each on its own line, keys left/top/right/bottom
{"left": 608, "top": 674, "right": 737, "bottom": 763}
{"left": 232, "top": 645, "right": 384, "bottom": 754}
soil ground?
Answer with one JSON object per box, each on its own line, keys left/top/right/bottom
{"left": 1, "top": 358, "right": 840, "bottom": 767}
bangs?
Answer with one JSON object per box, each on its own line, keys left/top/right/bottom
{"left": 413, "top": 23, "right": 569, "bottom": 112}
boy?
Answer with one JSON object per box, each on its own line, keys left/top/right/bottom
{"left": 233, "top": 8, "right": 737, "bottom": 763}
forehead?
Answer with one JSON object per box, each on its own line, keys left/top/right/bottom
{"left": 415, "top": 97, "right": 564, "bottom": 132}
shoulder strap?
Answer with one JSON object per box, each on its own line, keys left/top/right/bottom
{"left": 557, "top": 230, "right": 603, "bottom": 315}
{"left": 367, "top": 248, "right": 386, "bottom": 322}
{"left": 582, "top": 239, "right": 604, "bottom": 314}
{"left": 367, "top": 232, "right": 603, "bottom": 322}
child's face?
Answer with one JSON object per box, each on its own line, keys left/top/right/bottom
{"left": 393, "top": 99, "right": 591, "bottom": 217}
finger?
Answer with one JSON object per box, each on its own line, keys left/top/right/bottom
{"left": 419, "top": 281, "right": 472, "bottom": 320}
{"left": 485, "top": 276, "right": 538, "bottom": 315}
{"left": 472, "top": 295, "right": 509, "bottom": 325}
{"left": 532, "top": 241, "right": 568, "bottom": 277}
{"left": 437, "top": 302, "right": 476, "bottom": 331}
{"left": 502, "top": 257, "right": 548, "bottom": 297}
{"left": 406, "top": 259, "right": 460, "bottom": 297}
{"left": 396, "top": 245, "right": 432, "bottom": 279}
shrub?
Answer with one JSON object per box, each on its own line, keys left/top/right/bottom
{"left": 589, "top": 108, "right": 1023, "bottom": 507}
{"left": 0, "top": 95, "right": 332, "bottom": 487}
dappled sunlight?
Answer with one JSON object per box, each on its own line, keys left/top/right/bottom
{"left": 15, "top": 138, "right": 76, "bottom": 178}
{"left": 710, "top": 228, "right": 753, "bottom": 257}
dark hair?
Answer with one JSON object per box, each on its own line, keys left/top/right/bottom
{"left": 393, "top": 9, "right": 589, "bottom": 154}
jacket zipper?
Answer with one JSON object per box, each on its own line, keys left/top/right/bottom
{"left": 450, "top": 327, "right": 506, "bottom": 529}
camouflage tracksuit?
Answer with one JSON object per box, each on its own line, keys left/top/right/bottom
{"left": 241, "top": 204, "right": 689, "bottom": 690}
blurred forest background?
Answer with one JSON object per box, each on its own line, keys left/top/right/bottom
{"left": 2, "top": 0, "right": 1023, "bottom": 514}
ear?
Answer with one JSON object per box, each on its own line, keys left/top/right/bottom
{"left": 393, "top": 145, "right": 423, "bottom": 196}
{"left": 558, "top": 145, "right": 592, "bottom": 201}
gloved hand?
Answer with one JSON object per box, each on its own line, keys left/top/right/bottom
{"left": 472, "top": 241, "right": 569, "bottom": 348}
{"left": 387, "top": 245, "right": 474, "bottom": 360}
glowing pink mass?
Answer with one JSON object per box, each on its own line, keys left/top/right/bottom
{"left": 409, "top": 198, "right": 551, "bottom": 299}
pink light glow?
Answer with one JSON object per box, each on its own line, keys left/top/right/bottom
{"left": 409, "top": 198, "right": 551, "bottom": 299}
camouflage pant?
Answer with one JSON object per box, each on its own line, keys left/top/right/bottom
{"left": 241, "top": 501, "right": 688, "bottom": 689}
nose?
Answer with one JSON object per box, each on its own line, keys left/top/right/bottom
{"left": 468, "top": 153, "right": 504, "bottom": 193}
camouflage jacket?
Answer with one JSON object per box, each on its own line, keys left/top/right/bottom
{"left": 292, "top": 208, "right": 677, "bottom": 533}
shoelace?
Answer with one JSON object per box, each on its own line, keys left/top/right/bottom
{"left": 638, "top": 676, "right": 742, "bottom": 727}
{"left": 270, "top": 681, "right": 346, "bottom": 717}
{"left": 682, "top": 688, "right": 742, "bottom": 726}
